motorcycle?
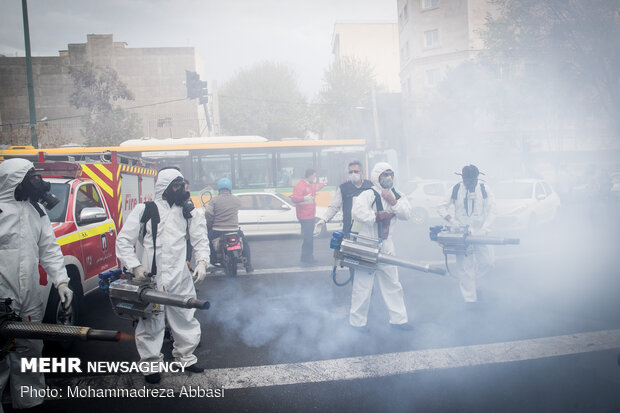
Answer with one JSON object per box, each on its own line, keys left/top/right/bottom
{"left": 211, "top": 230, "right": 246, "bottom": 276}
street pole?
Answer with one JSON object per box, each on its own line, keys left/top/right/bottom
{"left": 22, "top": 0, "right": 38, "bottom": 148}
{"left": 371, "top": 85, "right": 381, "bottom": 150}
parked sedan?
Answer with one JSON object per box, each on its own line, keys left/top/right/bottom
{"left": 493, "top": 179, "right": 561, "bottom": 231}
{"left": 235, "top": 192, "right": 341, "bottom": 236}
{"left": 405, "top": 179, "right": 458, "bottom": 225}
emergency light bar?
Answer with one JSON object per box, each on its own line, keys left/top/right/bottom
{"left": 33, "top": 162, "right": 82, "bottom": 179}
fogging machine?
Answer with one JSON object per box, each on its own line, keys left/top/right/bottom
{"left": 329, "top": 231, "right": 446, "bottom": 285}
{"left": 99, "top": 269, "right": 210, "bottom": 321}
{"left": 0, "top": 298, "right": 120, "bottom": 359}
{"left": 429, "top": 225, "right": 520, "bottom": 273}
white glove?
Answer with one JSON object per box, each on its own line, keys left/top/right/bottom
{"left": 303, "top": 194, "right": 313, "bottom": 203}
{"left": 313, "top": 219, "right": 326, "bottom": 236}
{"left": 132, "top": 265, "right": 149, "bottom": 282}
{"left": 57, "top": 283, "right": 73, "bottom": 310}
{"left": 193, "top": 260, "right": 208, "bottom": 285}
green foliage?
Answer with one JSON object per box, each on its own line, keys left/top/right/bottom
{"left": 482, "top": 0, "right": 620, "bottom": 137}
{"left": 69, "top": 62, "right": 142, "bottom": 146}
{"left": 317, "top": 57, "right": 376, "bottom": 139}
{"left": 218, "top": 61, "right": 308, "bottom": 139}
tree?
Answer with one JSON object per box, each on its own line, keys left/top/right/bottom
{"left": 316, "top": 57, "right": 377, "bottom": 139}
{"left": 69, "top": 62, "right": 142, "bottom": 146}
{"left": 482, "top": 0, "right": 620, "bottom": 138}
{"left": 218, "top": 62, "right": 308, "bottom": 139}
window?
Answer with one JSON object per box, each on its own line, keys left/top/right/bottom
{"left": 424, "top": 29, "right": 439, "bottom": 48}
{"left": 535, "top": 182, "right": 546, "bottom": 198}
{"left": 48, "top": 183, "right": 69, "bottom": 223}
{"left": 75, "top": 183, "right": 103, "bottom": 222}
{"left": 542, "top": 182, "right": 553, "bottom": 195}
{"left": 256, "top": 195, "right": 285, "bottom": 210}
{"left": 426, "top": 68, "right": 441, "bottom": 86}
{"left": 237, "top": 194, "right": 256, "bottom": 210}
{"left": 192, "top": 154, "right": 232, "bottom": 191}
{"left": 235, "top": 153, "right": 273, "bottom": 189}
{"left": 275, "top": 152, "right": 313, "bottom": 188}
{"left": 422, "top": 0, "right": 438, "bottom": 9}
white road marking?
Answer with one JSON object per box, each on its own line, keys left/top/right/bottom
{"left": 46, "top": 329, "right": 620, "bottom": 395}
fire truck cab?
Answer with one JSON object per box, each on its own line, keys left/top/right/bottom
{"left": 28, "top": 154, "right": 156, "bottom": 326}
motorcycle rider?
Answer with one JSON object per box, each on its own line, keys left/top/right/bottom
{"left": 116, "top": 168, "right": 210, "bottom": 384}
{"left": 349, "top": 162, "right": 413, "bottom": 332}
{"left": 0, "top": 158, "right": 73, "bottom": 411}
{"left": 437, "top": 164, "right": 497, "bottom": 304}
{"left": 204, "top": 178, "right": 253, "bottom": 272}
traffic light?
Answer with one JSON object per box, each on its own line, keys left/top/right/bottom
{"left": 185, "top": 70, "right": 208, "bottom": 103}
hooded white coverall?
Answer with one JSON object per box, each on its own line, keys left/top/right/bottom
{"left": 115, "top": 169, "right": 210, "bottom": 372}
{"left": 0, "top": 158, "right": 70, "bottom": 410}
{"left": 437, "top": 181, "right": 497, "bottom": 302}
{"left": 349, "top": 162, "right": 412, "bottom": 327}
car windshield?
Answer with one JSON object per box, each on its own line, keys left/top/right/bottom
{"left": 494, "top": 182, "right": 533, "bottom": 200}
{"left": 47, "top": 183, "right": 70, "bottom": 222}
{"left": 274, "top": 192, "right": 293, "bottom": 206}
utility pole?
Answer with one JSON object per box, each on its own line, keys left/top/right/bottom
{"left": 371, "top": 85, "right": 381, "bottom": 149}
{"left": 22, "top": 0, "right": 38, "bottom": 148}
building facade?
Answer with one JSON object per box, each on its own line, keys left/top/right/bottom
{"left": 0, "top": 34, "right": 206, "bottom": 146}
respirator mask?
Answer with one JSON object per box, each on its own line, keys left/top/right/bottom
{"left": 164, "top": 177, "right": 194, "bottom": 218}
{"left": 379, "top": 171, "right": 394, "bottom": 189}
{"left": 348, "top": 173, "right": 361, "bottom": 184}
{"left": 15, "top": 169, "right": 60, "bottom": 210}
{"left": 461, "top": 165, "right": 479, "bottom": 193}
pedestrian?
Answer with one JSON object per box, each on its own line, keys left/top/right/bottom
{"left": 315, "top": 160, "right": 373, "bottom": 237}
{"left": 116, "top": 168, "right": 210, "bottom": 384}
{"left": 0, "top": 159, "right": 73, "bottom": 411}
{"left": 437, "top": 164, "right": 497, "bottom": 304}
{"left": 349, "top": 162, "right": 413, "bottom": 331}
{"left": 292, "top": 168, "right": 325, "bottom": 265}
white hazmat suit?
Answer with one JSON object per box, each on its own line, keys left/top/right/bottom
{"left": 349, "top": 162, "right": 412, "bottom": 327}
{"left": 115, "top": 169, "right": 210, "bottom": 373}
{"left": 0, "top": 158, "right": 71, "bottom": 410}
{"left": 437, "top": 180, "right": 497, "bottom": 302}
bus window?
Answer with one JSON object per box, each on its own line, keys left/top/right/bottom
{"left": 234, "top": 153, "right": 273, "bottom": 189}
{"left": 192, "top": 154, "right": 232, "bottom": 190}
{"left": 276, "top": 152, "right": 313, "bottom": 188}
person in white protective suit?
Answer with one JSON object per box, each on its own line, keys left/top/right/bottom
{"left": 349, "top": 162, "right": 413, "bottom": 332}
{"left": 437, "top": 164, "right": 497, "bottom": 303}
{"left": 0, "top": 158, "right": 73, "bottom": 411}
{"left": 115, "top": 168, "right": 210, "bottom": 384}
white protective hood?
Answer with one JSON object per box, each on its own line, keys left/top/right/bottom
{"left": 0, "top": 158, "right": 33, "bottom": 203}
{"left": 155, "top": 168, "right": 184, "bottom": 202}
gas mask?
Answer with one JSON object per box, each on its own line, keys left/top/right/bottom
{"left": 461, "top": 165, "right": 479, "bottom": 192}
{"left": 14, "top": 169, "right": 60, "bottom": 210}
{"left": 163, "top": 177, "right": 194, "bottom": 218}
{"left": 379, "top": 175, "right": 394, "bottom": 189}
{"left": 348, "top": 173, "right": 361, "bottom": 184}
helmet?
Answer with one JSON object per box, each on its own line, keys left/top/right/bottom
{"left": 217, "top": 178, "right": 232, "bottom": 191}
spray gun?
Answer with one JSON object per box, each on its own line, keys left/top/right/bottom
{"left": 429, "top": 225, "right": 520, "bottom": 273}
{"left": 329, "top": 231, "right": 446, "bottom": 285}
{"left": 0, "top": 298, "right": 120, "bottom": 360}
{"left": 99, "top": 269, "right": 210, "bottom": 321}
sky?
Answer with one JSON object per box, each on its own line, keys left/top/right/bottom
{"left": 0, "top": 0, "right": 397, "bottom": 96}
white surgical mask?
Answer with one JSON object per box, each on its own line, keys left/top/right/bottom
{"left": 349, "top": 173, "right": 361, "bottom": 184}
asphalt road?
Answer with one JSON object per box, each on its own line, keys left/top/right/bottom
{"left": 6, "top": 201, "right": 620, "bottom": 412}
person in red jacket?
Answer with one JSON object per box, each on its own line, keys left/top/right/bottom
{"left": 292, "top": 168, "right": 325, "bottom": 264}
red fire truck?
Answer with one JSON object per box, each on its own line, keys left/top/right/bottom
{"left": 3, "top": 151, "right": 157, "bottom": 326}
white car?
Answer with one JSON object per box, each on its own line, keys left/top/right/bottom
{"left": 405, "top": 180, "right": 458, "bottom": 225}
{"left": 493, "top": 179, "right": 561, "bottom": 231}
{"left": 235, "top": 192, "right": 341, "bottom": 236}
